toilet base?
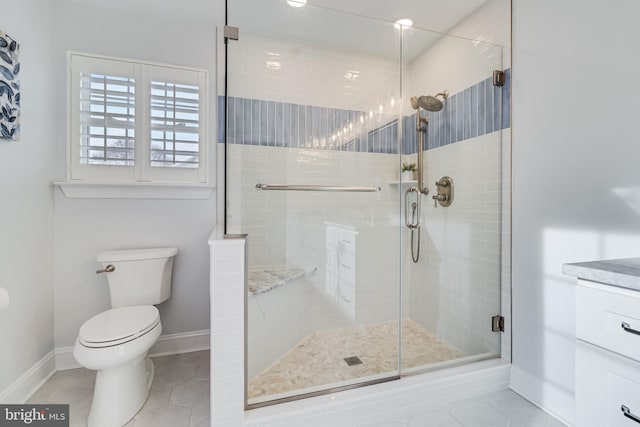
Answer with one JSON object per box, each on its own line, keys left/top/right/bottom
{"left": 87, "top": 354, "right": 154, "bottom": 427}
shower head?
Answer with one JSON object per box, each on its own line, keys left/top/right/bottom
{"left": 410, "top": 90, "right": 449, "bottom": 112}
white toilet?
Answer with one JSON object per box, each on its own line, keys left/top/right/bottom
{"left": 73, "top": 247, "right": 177, "bottom": 427}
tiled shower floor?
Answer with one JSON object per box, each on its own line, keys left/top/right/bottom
{"left": 248, "top": 319, "right": 464, "bottom": 400}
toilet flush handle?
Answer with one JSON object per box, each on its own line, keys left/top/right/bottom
{"left": 96, "top": 264, "right": 115, "bottom": 274}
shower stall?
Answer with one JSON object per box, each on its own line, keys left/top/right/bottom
{"left": 220, "top": 0, "right": 508, "bottom": 409}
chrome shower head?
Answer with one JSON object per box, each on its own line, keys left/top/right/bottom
{"left": 410, "top": 90, "right": 449, "bottom": 112}
{"left": 417, "top": 95, "right": 444, "bottom": 112}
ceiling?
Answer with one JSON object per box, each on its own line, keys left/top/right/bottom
{"left": 67, "top": 0, "right": 489, "bottom": 60}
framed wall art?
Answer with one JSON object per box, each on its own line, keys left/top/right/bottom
{"left": 0, "top": 29, "right": 19, "bottom": 141}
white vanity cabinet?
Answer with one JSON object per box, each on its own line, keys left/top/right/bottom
{"left": 564, "top": 258, "right": 640, "bottom": 427}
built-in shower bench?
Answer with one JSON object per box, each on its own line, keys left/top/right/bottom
{"left": 248, "top": 266, "right": 316, "bottom": 296}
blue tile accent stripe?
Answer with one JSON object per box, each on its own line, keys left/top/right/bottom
{"left": 219, "top": 68, "right": 510, "bottom": 155}
{"left": 220, "top": 96, "right": 400, "bottom": 154}
{"left": 402, "top": 68, "right": 511, "bottom": 153}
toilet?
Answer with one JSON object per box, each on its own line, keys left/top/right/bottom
{"left": 73, "top": 247, "right": 177, "bottom": 427}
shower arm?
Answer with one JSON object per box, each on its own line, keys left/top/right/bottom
{"left": 416, "top": 112, "right": 429, "bottom": 195}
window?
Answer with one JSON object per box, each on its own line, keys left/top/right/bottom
{"left": 68, "top": 53, "right": 208, "bottom": 185}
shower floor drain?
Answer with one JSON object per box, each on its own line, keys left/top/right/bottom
{"left": 343, "top": 356, "right": 363, "bottom": 366}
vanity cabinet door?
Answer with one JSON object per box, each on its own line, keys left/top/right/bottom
{"left": 577, "top": 340, "right": 640, "bottom": 427}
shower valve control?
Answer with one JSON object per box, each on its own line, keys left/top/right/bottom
{"left": 433, "top": 176, "right": 454, "bottom": 208}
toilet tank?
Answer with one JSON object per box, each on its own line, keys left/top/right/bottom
{"left": 97, "top": 247, "right": 178, "bottom": 308}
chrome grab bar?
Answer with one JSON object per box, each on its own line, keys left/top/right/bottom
{"left": 255, "top": 183, "right": 381, "bottom": 192}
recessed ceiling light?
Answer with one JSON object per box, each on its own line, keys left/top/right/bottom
{"left": 394, "top": 18, "right": 413, "bottom": 29}
{"left": 287, "top": 0, "right": 307, "bottom": 7}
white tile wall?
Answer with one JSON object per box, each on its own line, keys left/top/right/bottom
{"left": 209, "top": 233, "right": 246, "bottom": 427}
{"left": 405, "top": 131, "right": 503, "bottom": 357}
{"left": 247, "top": 275, "right": 351, "bottom": 379}
{"left": 228, "top": 144, "right": 401, "bottom": 335}
{"left": 405, "top": 33, "right": 503, "bottom": 117}
{"left": 449, "top": 0, "right": 512, "bottom": 65}
{"left": 222, "top": 32, "right": 400, "bottom": 114}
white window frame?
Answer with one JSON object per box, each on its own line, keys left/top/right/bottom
{"left": 66, "top": 52, "right": 209, "bottom": 190}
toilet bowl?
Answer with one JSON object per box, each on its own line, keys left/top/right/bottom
{"left": 73, "top": 247, "right": 177, "bottom": 427}
{"left": 74, "top": 306, "right": 162, "bottom": 427}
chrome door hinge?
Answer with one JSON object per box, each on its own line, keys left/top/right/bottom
{"left": 224, "top": 26, "right": 239, "bottom": 42}
{"left": 492, "top": 315, "right": 505, "bottom": 332}
{"left": 493, "top": 70, "right": 505, "bottom": 87}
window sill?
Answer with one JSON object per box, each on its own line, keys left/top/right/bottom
{"left": 53, "top": 181, "right": 215, "bottom": 200}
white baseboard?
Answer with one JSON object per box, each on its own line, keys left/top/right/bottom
{"left": 0, "top": 351, "right": 56, "bottom": 404}
{"left": 149, "top": 329, "right": 210, "bottom": 357}
{"left": 510, "top": 365, "right": 575, "bottom": 426}
{"left": 55, "top": 329, "right": 210, "bottom": 371}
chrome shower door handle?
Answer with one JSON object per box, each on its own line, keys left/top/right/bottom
{"left": 405, "top": 187, "right": 420, "bottom": 229}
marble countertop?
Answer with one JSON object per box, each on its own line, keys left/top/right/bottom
{"left": 563, "top": 257, "right": 640, "bottom": 291}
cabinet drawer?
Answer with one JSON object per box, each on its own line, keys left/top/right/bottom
{"left": 577, "top": 341, "right": 640, "bottom": 427}
{"left": 576, "top": 280, "right": 640, "bottom": 361}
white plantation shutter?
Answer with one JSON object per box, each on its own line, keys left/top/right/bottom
{"left": 69, "top": 54, "right": 208, "bottom": 184}
{"left": 144, "top": 65, "right": 207, "bottom": 183}
{"left": 80, "top": 74, "right": 136, "bottom": 166}
{"left": 150, "top": 81, "right": 200, "bottom": 168}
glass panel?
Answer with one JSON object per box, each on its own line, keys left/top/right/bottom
{"left": 400, "top": 27, "right": 504, "bottom": 373}
{"left": 225, "top": 0, "right": 402, "bottom": 406}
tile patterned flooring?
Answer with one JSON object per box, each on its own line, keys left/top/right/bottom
{"left": 249, "top": 320, "right": 464, "bottom": 400}
{"left": 352, "top": 389, "right": 567, "bottom": 427}
{"left": 28, "top": 351, "right": 210, "bottom": 427}
{"left": 27, "top": 349, "right": 566, "bottom": 427}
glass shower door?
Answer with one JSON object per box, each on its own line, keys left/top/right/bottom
{"left": 224, "top": 0, "right": 403, "bottom": 407}
{"left": 400, "top": 28, "right": 506, "bottom": 373}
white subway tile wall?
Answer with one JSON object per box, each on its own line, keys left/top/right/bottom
{"left": 228, "top": 144, "right": 400, "bottom": 326}
{"left": 222, "top": 33, "right": 399, "bottom": 112}
{"left": 209, "top": 237, "right": 246, "bottom": 426}
{"left": 404, "top": 131, "right": 503, "bottom": 357}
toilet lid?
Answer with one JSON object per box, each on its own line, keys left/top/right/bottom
{"left": 79, "top": 306, "right": 160, "bottom": 348}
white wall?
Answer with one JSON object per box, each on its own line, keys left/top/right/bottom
{"left": 512, "top": 0, "right": 640, "bottom": 421}
{"left": 51, "top": 1, "right": 223, "bottom": 349}
{"left": 0, "top": 0, "right": 56, "bottom": 394}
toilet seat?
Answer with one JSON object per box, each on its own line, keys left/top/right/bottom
{"left": 79, "top": 305, "right": 160, "bottom": 348}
